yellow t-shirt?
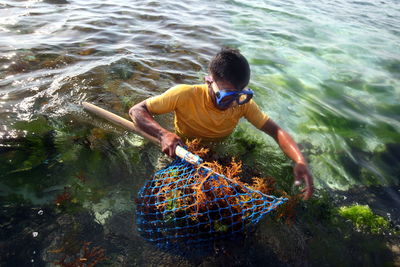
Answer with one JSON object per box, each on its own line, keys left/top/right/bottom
{"left": 146, "top": 84, "right": 269, "bottom": 140}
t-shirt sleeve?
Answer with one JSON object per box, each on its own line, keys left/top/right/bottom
{"left": 145, "top": 85, "right": 188, "bottom": 114}
{"left": 244, "top": 100, "right": 269, "bottom": 129}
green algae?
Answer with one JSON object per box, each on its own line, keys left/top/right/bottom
{"left": 338, "top": 205, "right": 390, "bottom": 234}
{"left": 286, "top": 193, "right": 397, "bottom": 265}
{"left": 13, "top": 116, "right": 53, "bottom": 135}
{"left": 109, "top": 59, "right": 135, "bottom": 80}
{"left": 214, "top": 221, "right": 229, "bottom": 232}
{"left": 300, "top": 191, "right": 336, "bottom": 223}
{"left": 211, "top": 126, "right": 293, "bottom": 191}
{"left": 0, "top": 113, "right": 147, "bottom": 211}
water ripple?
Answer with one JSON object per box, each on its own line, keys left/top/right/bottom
{"left": 0, "top": 0, "right": 399, "bottom": 196}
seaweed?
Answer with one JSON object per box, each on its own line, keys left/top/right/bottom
{"left": 136, "top": 139, "right": 291, "bottom": 244}
{"left": 338, "top": 205, "right": 390, "bottom": 234}
{"left": 52, "top": 242, "right": 106, "bottom": 267}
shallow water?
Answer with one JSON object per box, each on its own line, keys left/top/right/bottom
{"left": 1, "top": 0, "right": 399, "bottom": 266}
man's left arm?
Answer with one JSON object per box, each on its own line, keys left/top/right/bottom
{"left": 261, "top": 119, "right": 314, "bottom": 200}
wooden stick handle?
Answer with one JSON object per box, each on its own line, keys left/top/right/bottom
{"left": 83, "top": 102, "right": 159, "bottom": 144}
{"left": 82, "top": 102, "right": 202, "bottom": 165}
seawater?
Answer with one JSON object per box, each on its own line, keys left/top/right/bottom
{"left": 0, "top": 0, "right": 399, "bottom": 266}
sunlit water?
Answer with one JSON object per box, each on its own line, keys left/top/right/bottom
{"left": 1, "top": 0, "right": 399, "bottom": 266}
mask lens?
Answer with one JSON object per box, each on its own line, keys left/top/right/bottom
{"left": 238, "top": 94, "right": 248, "bottom": 103}
{"left": 237, "top": 90, "right": 253, "bottom": 104}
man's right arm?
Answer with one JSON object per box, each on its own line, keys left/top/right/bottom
{"left": 129, "top": 100, "right": 182, "bottom": 157}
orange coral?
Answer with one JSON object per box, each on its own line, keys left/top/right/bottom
{"left": 137, "top": 139, "right": 297, "bottom": 242}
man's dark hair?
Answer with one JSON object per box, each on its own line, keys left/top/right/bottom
{"left": 208, "top": 47, "right": 250, "bottom": 90}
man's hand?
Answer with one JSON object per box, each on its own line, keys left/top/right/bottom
{"left": 261, "top": 119, "right": 314, "bottom": 200}
{"left": 293, "top": 163, "right": 314, "bottom": 200}
{"left": 160, "top": 131, "right": 183, "bottom": 158}
{"left": 129, "top": 101, "right": 183, "bottom": 158}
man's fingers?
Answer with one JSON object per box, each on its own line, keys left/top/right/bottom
{"left": 169, "top": 148, "right": 175, "bottom": 158}
{"left": 293, "top": 163, "right": 314, "bottom": 200}
{"left": 303, "top": 193, "right": 311, "bottom": 200}
{"left": 300, "top": 185, "right": 314, "bottom": 200}
{"left": 301, "top": 189, "right": 310, "bottom": 200}
{"left": 162, "top": 146, "right": 175, "bottom": 158}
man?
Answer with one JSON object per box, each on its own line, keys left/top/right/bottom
{"left": 129, "top": 48, "right": 314, "bottom": 200}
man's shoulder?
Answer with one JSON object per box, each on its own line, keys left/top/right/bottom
{"left": 146, "top": 84, "right": 201, "bottom": 113}
{"left": 168, "top": 84, "right": 205, "bottom": 94}
{"left": 162, "top": 84, "right": 206, "bottom": 101}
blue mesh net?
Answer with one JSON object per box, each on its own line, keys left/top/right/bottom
{"left": 136, "top": 157, "right": 288, "bottom": 246}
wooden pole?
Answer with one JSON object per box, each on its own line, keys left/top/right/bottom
{"left": 82, "top": 102, "right": 202, "bottom": 165}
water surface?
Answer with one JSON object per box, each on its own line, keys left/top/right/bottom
{"left": 1, "top": 0, "right": 399, "bottom": 265}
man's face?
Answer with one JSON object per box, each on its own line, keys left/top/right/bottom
{"left": 205, "top": 75, "right": 253, "bottom": 110}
